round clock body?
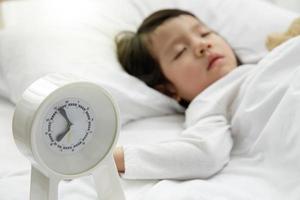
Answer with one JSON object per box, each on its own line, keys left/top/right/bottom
{"left": 12, "top": 74, "right": 120, "bottom": 178}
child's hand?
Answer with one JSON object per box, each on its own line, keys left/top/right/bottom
{"left": 113, "top": 146, "right": 125, "bottom": 173}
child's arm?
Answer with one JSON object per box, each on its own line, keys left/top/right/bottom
{"left": 115, "top": 115, "right": 232, "bottom": 180}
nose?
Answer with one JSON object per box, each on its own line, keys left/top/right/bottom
{"left": 194, "top": 41, "right": 212, "bottom": 57}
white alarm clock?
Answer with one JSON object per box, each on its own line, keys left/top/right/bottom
{"left": 12, "top": 73, "right": 125, "bottom": 200}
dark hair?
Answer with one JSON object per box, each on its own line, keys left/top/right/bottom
{"left": 115, "top": 9, "right": 196, "bottom": 88}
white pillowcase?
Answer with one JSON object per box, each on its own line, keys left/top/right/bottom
{"left": 0, "top": 0, "right": 184, "bottom": 125}
{"left": 271, "top": 0, "right": 300, "bottom": 13}
{"left": 0, "top": 0, "right": 297, "bottom": 125}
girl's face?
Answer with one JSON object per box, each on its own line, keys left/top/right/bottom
{"left": 148, "top": 15, "right": 238, "bottom": 101}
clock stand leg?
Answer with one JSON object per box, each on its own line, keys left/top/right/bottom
{"left": 30, "top": 165, "right": 60, "bottom": 200}
{"left": 92, "top": 157, "right": 126, "bottom": 200}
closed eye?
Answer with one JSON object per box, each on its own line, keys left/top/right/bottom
{"left": 174, "top": 47, "right": 186, "bottom": 60}
{"left": 201, "top": 31, "right": 212, "bottom": 37}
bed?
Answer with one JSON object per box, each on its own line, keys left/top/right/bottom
{"left": 0, "top": 96, "right": 183, "bottom": 199}
{"left": 1, "top": 0, "right": 300, "bottom": 199}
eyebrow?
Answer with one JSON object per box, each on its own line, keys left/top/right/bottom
{"left": 162, "top": 23, "right": 202, "bottom": 58}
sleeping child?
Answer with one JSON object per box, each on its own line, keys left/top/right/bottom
{"left": 113, "top": 8, "right": 300, "bottom": 180}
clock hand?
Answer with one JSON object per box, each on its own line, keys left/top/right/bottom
{"left": 58, "top": 107, "right": 73, "bottom": 126}
{"left": 56, "top": 126, "right": 71, "bottom": 142}
{"left": 67, "top": 128, "right": 72, "bottom": 143}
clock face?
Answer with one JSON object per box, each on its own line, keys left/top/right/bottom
{"left": 42, "top": 98, "right": 95, "bottom": 154}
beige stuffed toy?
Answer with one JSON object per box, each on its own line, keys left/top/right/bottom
{"left": 266, "top": 17, "right": 300, "bottom": 51}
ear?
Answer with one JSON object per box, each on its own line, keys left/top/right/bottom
{"left": 154, "top": 83, "right": 181, "bottom": 102}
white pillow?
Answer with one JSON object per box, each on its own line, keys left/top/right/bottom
{"left": 0, "top": 0, "right": 184, "bottom": 125}
{"left": 271, "top": 0, "right": 300, "bottom": 13}
{"left": 0, "top": 0, "right": 297, "bottom": 124}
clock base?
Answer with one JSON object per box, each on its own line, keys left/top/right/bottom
{"left": 30, "top": 165, "right": 59, "bottom": 200}
{"left": 29, "top": 157, "right": 126, "bottom": 200}
{"left": 92, "top": 156, "right": 126, "bottom": 200}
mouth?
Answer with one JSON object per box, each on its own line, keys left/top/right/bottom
{"left": 207, "top": 54, "right": 224, "bottom": 70}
